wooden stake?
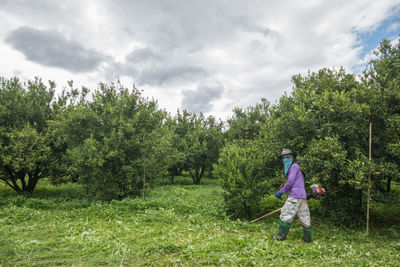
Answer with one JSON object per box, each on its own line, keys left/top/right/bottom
{"left": 366, "top": 121, "right": 372, "bottom": 233}
{"left": 142, "top": 170, "right": 146, "bottom": 200}
{"left": 250, "top": 207, "right": 282, "bottom": 223}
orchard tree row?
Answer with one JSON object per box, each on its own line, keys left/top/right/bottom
{"left": 214, "top": 39, "right": 400, "bottom": 223}
{"left": 1, "top": 39, "right": 399, "bottom": 223}
{"left": 0, "top": 79, "right": 224, "bottom": 200}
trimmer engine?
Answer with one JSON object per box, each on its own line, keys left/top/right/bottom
{"left": 307, "top": 184, "right": 326, "bottom": 199}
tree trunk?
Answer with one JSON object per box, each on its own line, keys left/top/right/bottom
{"left": 5, "top": 166, "right": 23, "bottom": 193}
{"left": 3, "top": 178, "right": 22, "bottom": 193}
{"left": 191, "top": 166, "right": 206, "bottom": 185}
{"left": 246, "top": 205, "right": 251, "bottom": 219}
{"left": 177, "top": 168, "right": 183, "bottom": 176}
{"left": 240, "top": 192, "right": 251, "bottom": 219}
{"left": 358, "top": 189, "right": 363, "bottom": 212}
{"left": 386, "top": 176, "right": 392, "bottom": 192}
{"left": 170, "top": 175, "right": 174, "bottom": 184}
{"left": 191, "top": 169, "right": 200, "bottom": 185}
{"left": 27, "top": 169, "right": 40, "bottom": 193}
{"left": 199, "top": 167, "right": 205, "bottom": 182}
{"left": 10, "top": 177, "right": 22, "bottom": 193}
{"left": 197, "top": 166, "right": 206, "bottom": 185}
{"left": 19, "top": 172, "right": 27, "bottom": 191}
{"left": 191, "top": 170, "right": 197, "bottom": 184}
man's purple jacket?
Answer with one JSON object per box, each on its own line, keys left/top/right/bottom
{"left": 280, "top": 162, "right": 307, "bottom": 199}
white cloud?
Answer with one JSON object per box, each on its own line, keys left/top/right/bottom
{"left": 0, "top": 0, "right": 399, "bottom": 119}
{"left": 388, "top": 22, "right": 400, "bottom": 33}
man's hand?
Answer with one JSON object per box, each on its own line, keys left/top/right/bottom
{"left": 275, "top": 191, "right": 282, "bottom": 199}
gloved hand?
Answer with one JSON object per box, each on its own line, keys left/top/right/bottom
{"left": 275, "top": 191, "right": 282, "bottom": 199}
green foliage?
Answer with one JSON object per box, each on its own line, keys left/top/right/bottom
{"left": 186, "top": 114, "right": 224, "bottom": 184}
{"left": 169, "top": 110, "right": 224, "bottom": 185}
{"left": 360, "top": 38, "right": 400, "bottom": 191}
{"left": 165, "top": 110, "right": 193, "bottom": 184}
{"left": 217, "top": 39, "right": 400, "bottom": 222}
{"left": 48, "top": 92, "right": 102, "bottom": 184}
{"left": 266, "top": 69, "right": 374, "bottom": 223}
{"left": 214, "top": 140, "right": 276, "bottom": 219}
{"left": 271, "top": 68, "right": 369, "bottom": 155}
{"left": 0, "top": 78, "right": 57, "bottom": 193}
{"left": 300, "top": 137, "right": 369, "bottom": 220}
{"left": 387, "top": 114, "right": 400, "bottom": 158}
{"left": 55, "top": 82, "right": 170, "bottom": 200}
{"left": 225, "top": 99, "right": 270, "bottom": 141}
{"left": 216, "top": 68, "right": 374, "bottom": 221}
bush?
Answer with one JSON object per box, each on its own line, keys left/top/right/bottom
{"left": 300, "top": 137, "right": 369, "bottom": 224}
{"left": 213, "top": 140, "right": 276, "bottom": 219}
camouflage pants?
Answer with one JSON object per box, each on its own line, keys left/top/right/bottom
{"left": 280, "top": 197, "right": 311, "bottom": 227}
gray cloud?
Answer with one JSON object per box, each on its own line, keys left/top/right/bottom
{"left": 125, "top": 48, "right": 163, "bottom": 63}
{"left": 5, "top": 26, "right": 108, "bottom": 72}
{"left": 137, "top": 65, "right": 207, "bottom": 86}
{"left": 182, "top": 81, "right": 224, "bottom": 113}
{"left": 231, "top": 15, "right": 280, "bottom": 38}
{"left": 104, "top": 61, "right": 139, "bottom": 82}
{"left": 244, "top": 24, "right": 280, "bottom": 38}
{"left": 104, "top": 47, "right": 207, "bottom": 86}
{"left": 100, "top": 0, "right": 242, "bottom": 51}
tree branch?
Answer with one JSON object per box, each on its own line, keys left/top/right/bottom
{"left": 0, "top": 178, "right": 21, "bottom": 193}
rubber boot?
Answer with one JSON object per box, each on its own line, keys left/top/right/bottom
{"left": 303, "top": 226, "right": 312, "bottom": 243}
{"left": 271, "top": 221, "right": 291, "bottom": 241}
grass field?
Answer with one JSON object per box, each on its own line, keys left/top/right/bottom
{"left": 1, "top": 177, "right": 400, "bottom": 266}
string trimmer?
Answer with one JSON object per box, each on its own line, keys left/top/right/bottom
{"left": 250, "top": 184, "right": 325, "bottom": 223}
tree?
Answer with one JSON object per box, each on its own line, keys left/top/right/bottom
{"left": 216, "top": 67, "right": 379, "bottom": 222}
{"left": 47, "top": 82, "right": 94, "bottom": 184}
{"left": 361, "top": 38, "right": 400, "bottom": 192}
{"left": 165, "top": 110, "right": 194, "bottom": 184}
{"left": 54, "top": 82, "right": 171, "bottom": 200}
{"left": 225, "top": 99, "right": 270, "bottom": 141}
{"left": 186, "top": 113, "right": 224, "bottom": 185}
{"left": 268, "top": 68, "right": 372, "bottom": 223}
{"left": 165, "top": 110, "right": 224, "bottom": 185}
{"left": 0, "top": 77, "right": 57, "bottom": 193}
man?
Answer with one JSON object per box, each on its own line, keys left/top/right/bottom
{"left": 271, "top": 148, "right": 312, "bottom": 243}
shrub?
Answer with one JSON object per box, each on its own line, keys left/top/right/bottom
{"left": 213, "top": 140, "right": 276, "bottom": 219}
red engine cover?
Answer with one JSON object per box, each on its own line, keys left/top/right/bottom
{"left": 316, "top": 187, "right": 325, "bottom": 195}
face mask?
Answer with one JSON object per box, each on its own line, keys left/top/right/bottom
{"left": 282, "top": 155, "right": 293, "bottom": 175}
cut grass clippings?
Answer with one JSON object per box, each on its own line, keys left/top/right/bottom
{"left": 1, "top": 179, "right": 400, "bottom": 266}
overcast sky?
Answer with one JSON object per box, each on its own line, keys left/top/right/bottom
{"left": 1, "top": 0, "right": 399, "bottom": 119}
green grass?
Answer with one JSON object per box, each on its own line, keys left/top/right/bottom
{"left": 153, "top": 175, "right": 219, "bottom": 186}
{"left": 1, "top": 180, "right": 400, "bottom": 266}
